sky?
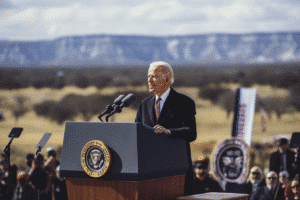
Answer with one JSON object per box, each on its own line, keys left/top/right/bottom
{"left": 0, "top": 0, "right": 300, "bottom": 41}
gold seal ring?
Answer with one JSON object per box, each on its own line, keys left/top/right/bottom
{"left": 80, "top": 140, "right": 111, "bottom": 178}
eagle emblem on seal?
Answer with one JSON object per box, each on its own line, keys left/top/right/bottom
{"left": 88, "top": 149, "right": 104, "bottom": 170}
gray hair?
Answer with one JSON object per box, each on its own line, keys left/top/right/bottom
{"left": 149, "top": 61, "right": 174, "bottom": 84}
{"left": 279, "top": 171, "right": 289, "bottom": 179}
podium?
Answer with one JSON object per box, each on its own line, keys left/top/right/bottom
{"left": 60, "top": 122, "right": 190, "bottom": 200}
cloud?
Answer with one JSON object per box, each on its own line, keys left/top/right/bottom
{"left": 1, "top": 0, "right": 300, "bottom": 40}
{"left": 0, "top": 0, "right": 14, "bottom": 9}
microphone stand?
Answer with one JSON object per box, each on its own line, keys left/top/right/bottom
{"left": 35, "top": 145, "right": 42, "bottom": 156}
{"left": 3, "top": 136, "right": 15, "bottom": 167}
{"left": 106, "top": 106, "right": 122, "bottom": 122}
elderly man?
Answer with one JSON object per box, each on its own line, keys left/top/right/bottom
{"left": 243, "top": 166, "right": 266, "bottom": 199}
{"left": 251, "top": 171, "right": 284, "bottom": 200}
{"left": 135, "top": 61, "right": 197, "bottom": 195}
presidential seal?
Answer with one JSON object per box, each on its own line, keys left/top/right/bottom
{"left": 81, "top": 140, "right": 111, "bottom": 178}
{"left": 213, "top": 138, "right": 249, "bottom": 184}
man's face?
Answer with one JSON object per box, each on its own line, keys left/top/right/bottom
{"left": 249, "top": 168, "right": 261, "bottom": 183}
{"left": 279, "top": 175, "right": 288, "bottom": 184}
{"left": 148, "top": 66, "right": 171, "bottom": 97}
{"left": 266, "top": 172, "right": 278, "bottom": 187}
{"left": 194, "top": 167, "right": 209, "bottom": 181}
{"left": 291, "top": 180, "right": 300, "bottom": 195}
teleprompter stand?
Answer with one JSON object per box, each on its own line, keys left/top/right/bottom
{"left": 60, "top": 122, "right": 190, "bottom": 200}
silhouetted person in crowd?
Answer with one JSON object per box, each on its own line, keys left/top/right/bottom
{"left": 0, "top": 165, "right": 8, "bottom": 199}
{"left": 279, "top": 171, "right": 293, "bottom": 200}
{"left": 46, "top": 147, "right": 60, "bottom": 169}
{"left": 25, "top": 154, "right": 34, "bottom": 174}
{"left": 242, "top": 166, "right": 266, "bottom": 199}
{"left": 53, "top": 166, "right": 68, "bottom": 200}
{"left": 270, "top": 138, "right": 296, "bottom": 180}
{"left": 251, "top": 171, "right": 285, "bottom": 200}
{"left": 12, "top": 171, "right": 38, "bottom": 200}
{"left": 192, "top": 156, "right": 223, "bottom": 195}
{"left": 28, "top": 154, "right": 51, "bottom": 200}
{"left": 0, "top": 154, "right": 17, "bottom": 200}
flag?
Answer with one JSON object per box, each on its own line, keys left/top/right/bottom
{"left": 231, "top": 88, "right": 257, "bottom": 146}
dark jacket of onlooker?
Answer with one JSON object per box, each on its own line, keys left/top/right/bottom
{"left": 250, "top": 185, "right": 285, "bottom": 200}
{"left": 192, "top": 175, "right": 223, "bottom": 194}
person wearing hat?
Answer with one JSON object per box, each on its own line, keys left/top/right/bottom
{"left": 192, "top": 156, "right": 223, "bottom": 195}
{"left": 269, "top": 138, "right": 296, "bottom": 180}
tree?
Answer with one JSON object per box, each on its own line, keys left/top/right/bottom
{"left": 9, "top": 95, "right": 31, "bottom": 123}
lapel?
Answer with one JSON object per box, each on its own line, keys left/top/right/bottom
{"left": 157, "top": 88, "right": 175, "bottom": 125}
{"left": 148, "top": 95, "right": 156, "bottom": 126}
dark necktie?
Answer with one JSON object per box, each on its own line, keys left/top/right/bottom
{"left": 155, "top": 98, "right": 161, "bottom": 120}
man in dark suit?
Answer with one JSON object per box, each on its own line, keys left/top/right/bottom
{"left": 243, "top": 166, "right": 266, "bottom": 199}
{"left": 251, "top": 171, "right": 284, "bottom": 200}
{"left": 135, "top": 61, "right": 197, "bottom": 195}
{"left": 269, "top": 138, "right": 296, "bottom": 180}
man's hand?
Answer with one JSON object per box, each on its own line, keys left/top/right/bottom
{"left": 154, "top": 125, "right": 170, "bottom": 134}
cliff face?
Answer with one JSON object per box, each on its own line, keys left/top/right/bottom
{"left": 0, "top": 32, "right": 300, "bottom": 66}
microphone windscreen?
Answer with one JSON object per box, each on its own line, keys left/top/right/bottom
{"left": 121, "top": 94, "right": 136, "bottom": 107}
{"left": 113, "top": 94, "right": 125, "bottom": 105}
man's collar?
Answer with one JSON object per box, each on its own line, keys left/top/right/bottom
{"left": 156, "top": 87, "right": 171, "bottom": 101}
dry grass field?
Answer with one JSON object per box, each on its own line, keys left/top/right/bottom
{"left": 1, "top": 85, "right": 300, "bottom": 172}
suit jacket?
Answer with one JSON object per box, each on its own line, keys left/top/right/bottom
{"left": 135, "top": 87, "right": 197, "bottom": 162}
{"left": 269, "top": 149, "right": 296, "bottom": 179}
{"left": 251, "top": 185, "right": 285, "bottom": 200}
{"left": 135, "top": 87, "right": 197, "bottom": 195}
{"left": 243, "top": 179, "right": 266, "bottom": 199}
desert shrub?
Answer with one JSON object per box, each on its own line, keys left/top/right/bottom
{"left": 0, "top": 70, "right": 23, "bottom": 90}
{"left": 199, "top": 86, "right": 231, "bottom": 104}
{"left": 32, "top": 78, "right": 55, "bottom": 89}
{"left": 290, "top": 82, "right": 300, "bottom": 112}
{"left": 93, "top": 76, "right": 112, "bottom": 89}
{"left": 74, "top": 74, "right": 90, "bottom": 89}
{"left": 52, "top": 77, "right": 66, "bottom": 89}
{"left": 49, "top": 101, "right": 78, "bottom": 125}
{"left": 257, "top": 96, "right": 293, "bottom": 120}
{"left": 217, "top": 90, "right": 235, "bottom": 117}
{"left": 277, "top": 72, "right": 300, "bottom": 88}
{"left": 9, "top": 95, "right": 31, "bottom": 122}
{"left": 33, "top": 100, "right": 56, "bottom": 117}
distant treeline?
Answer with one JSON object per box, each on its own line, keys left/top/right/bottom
{"left": 0, "top": 62, "right": 300, "bottom": 124}
{"left": 0, "top": 62, "right": 299, "bottom": 89}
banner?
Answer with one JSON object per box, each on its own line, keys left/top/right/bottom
{"left": 231, "top": 88, "right": 257, "bottom": 146}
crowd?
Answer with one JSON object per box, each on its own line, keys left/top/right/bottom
{"left": 191, "top": 137, "right": 300, "bottom": 200}
{"left": 0, "top": 147, "right": 68, "bottom": 200}
{"left": 0, "top": 136, "right": 299, "bottom": 200}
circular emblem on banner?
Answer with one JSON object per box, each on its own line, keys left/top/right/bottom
{"left": 81, "top": 140, "right": 111, "bottom": 178}
{"left": 213, "top": 138, "right": 249, "bottom": 184}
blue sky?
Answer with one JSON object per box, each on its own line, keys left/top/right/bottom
{"left": 1, "top": 0, "right": 300, "bottom": 41}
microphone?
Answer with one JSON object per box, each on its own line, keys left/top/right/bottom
{"left": 105, "top": 93, "right": 136, "bottom": 122}
{"left": 98, "top": 94, "right": 125, "bottom": 122}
